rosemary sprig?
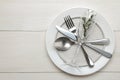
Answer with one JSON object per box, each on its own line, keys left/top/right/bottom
{"left": 82, "top": 14, "right": 95, "bottom": 37}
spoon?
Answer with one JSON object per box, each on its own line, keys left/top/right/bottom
{"left": 54, "top": 37, "right": 74, "bottom": 51}
{"left": 54, "top": 37, "right": 109, "bottom": 51}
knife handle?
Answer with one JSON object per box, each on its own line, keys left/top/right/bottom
{"left": 81, "top": 45, "right": 94, "bottom": 67}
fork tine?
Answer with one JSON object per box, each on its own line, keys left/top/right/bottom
{"left": 64, "top": 16, "right": 70, "bottom": 29}
{"left": 66, "top": 15, "right": 72, "bottom": 28}
{"left": 64, "top": 15, "right": 75, "bottom": 29}
{"left": 68, "top": 15, "right": 75, "bottom": 27}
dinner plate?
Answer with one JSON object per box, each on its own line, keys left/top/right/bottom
{"left": 46, "top": 8, "right": 115, "bottom": 76}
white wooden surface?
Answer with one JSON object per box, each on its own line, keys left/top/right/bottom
{"left": 0, "top": 0, "right": 119, "bottom": 79}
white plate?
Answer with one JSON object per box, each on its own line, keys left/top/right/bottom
{"left": 46, "top": 8, "right": 115, "bottom": 76}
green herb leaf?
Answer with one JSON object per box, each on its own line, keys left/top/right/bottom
{"left": 82, "top": 14, "right": 95, "bottom": 37}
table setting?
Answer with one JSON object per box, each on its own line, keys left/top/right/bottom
{"left": 46, "top": 8, "right": 115, "bottom": 76}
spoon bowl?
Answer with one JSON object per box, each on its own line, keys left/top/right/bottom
{"left": 54, "top": 37, "right": 74, "bottom": 51}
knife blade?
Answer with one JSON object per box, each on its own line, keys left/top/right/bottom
{"left": 56, "top": 25, "right": 77, "bottom": 41}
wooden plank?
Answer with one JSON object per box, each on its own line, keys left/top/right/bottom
{"left": 0, "top": 0, "right": 119, "bottom": 31}
{"left": 0, "top": 31, "right": 58, "bottom": 72}
{"left": 0, "top": 72, "right": 119, "bottom": 80}
{"left": 0, "top": 31, "right": 119, "bottom": 72}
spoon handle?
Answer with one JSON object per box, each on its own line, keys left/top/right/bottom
{"left": 84, "top": 43, "right": 112, "bottom": 58}
{"left": 81, "top": 45, "right": 94, "bottom": 67}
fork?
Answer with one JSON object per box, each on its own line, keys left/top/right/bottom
{"left": 64, "top": 15, "right": 77, "bottom": 35}
{"left": 64, "top": 15, "right": 94, "bottom": 67}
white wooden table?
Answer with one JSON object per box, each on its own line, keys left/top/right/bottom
{"left": 0, "top": 0, "right": 119, "bottom": 79}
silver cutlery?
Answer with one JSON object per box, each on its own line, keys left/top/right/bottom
{"left": 54, "top": 37, "right": 74, "bottom": 51}
{"left": 64, "top": 15, "right": 94, "bottom": 67}
{"left": 80, "top": 44, "right": 94, "bottom": 67}
{"left": 56, "top": 25, "right": 77, "bottom": 41}
{"left": 83, "top": 43, "right": 112, "bottom": 58}
{"left": 64, "top": 15, "right": 77, "bottom": 35}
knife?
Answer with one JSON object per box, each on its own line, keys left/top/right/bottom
{"left": 56, "top": 25, "right": 77, "bottom": 41}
